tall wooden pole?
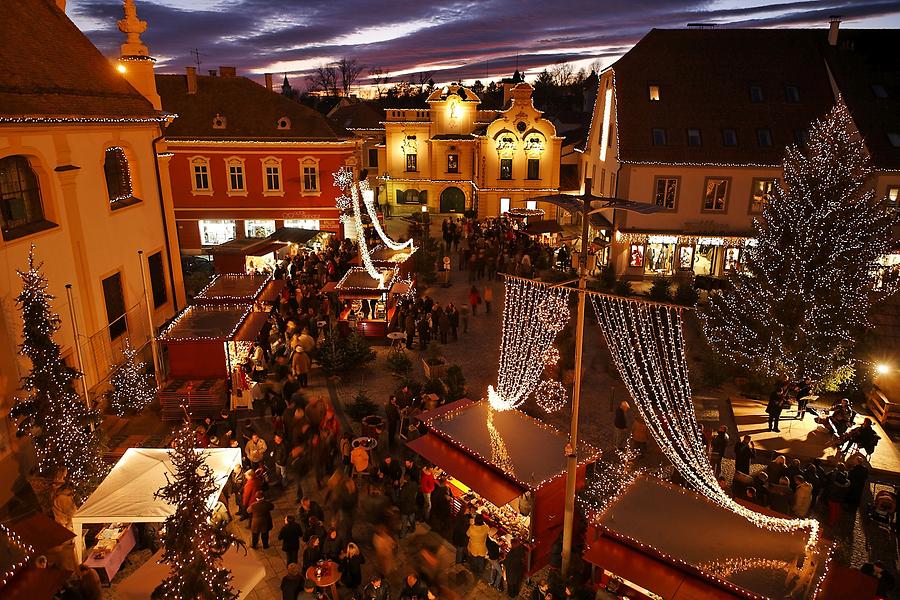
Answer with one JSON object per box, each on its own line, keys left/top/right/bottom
{"left": 137, "top": 250, "right": 162, "bottom": 389}
{"left": 560, "top": 181, "right": 591, "bottom": 576}
{"left": 64, "top": 284, "right": 94, "bottom": 431}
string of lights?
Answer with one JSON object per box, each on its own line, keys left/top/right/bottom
{"left": 0, "top": 523, "right": 34, "bottom": 586}
{"left": 488, "top": 276, "right": 571, "bottom": 411}
{"left": 158, "top": 304, "right": 254, "bottom": 342}
{"left": 590, "top": 294, "right": 821, "bottom": 553}
{"left": 195, "top": 273, "right": 271, "bottom": 302}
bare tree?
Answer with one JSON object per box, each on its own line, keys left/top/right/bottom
{"left": 307, "top": 63, "right": 338, "bottom": 96}
{"left": 368, "top": 67, "right": 388, "bottom": 98}
{"left": 549, "top": 61, "right": 576, "bottom": 87}
{"left": 337, "top": 58, "right": 365, "bottom": 96}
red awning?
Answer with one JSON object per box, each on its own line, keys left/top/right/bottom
{"left": 406, "top": 432, "right": 524, "bottom": 507}
{"left": 233, "top": 311, "right": 269, "bottom": 342}
{"left": 584, "top": 535, "right": 737, "bottom": 600}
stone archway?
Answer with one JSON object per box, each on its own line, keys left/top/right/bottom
{"left": 439, "top": 186, "right": 466, "bottom": 213}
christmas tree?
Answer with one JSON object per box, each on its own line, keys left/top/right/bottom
{"left": 701, "top": 103, "right": 897, "bottom": 384}
{"left": 108, "top": 341, "right": 156, "bottom": 417}
{"left": 9, "top": 246, "right": 103, "bottom": 498}
{"left": 154, "top": 418, "right": 241, "bottom": 600}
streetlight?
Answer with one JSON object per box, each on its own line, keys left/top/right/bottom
{"left": 529, "top": 180, "right": 664, "bottom": 576}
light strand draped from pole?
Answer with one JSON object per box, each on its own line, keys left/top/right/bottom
{"left": 589, "top": 294, "right": 820, "bottom": 553}
{"left": 488, "top": 276, "right": 570, "bottom": 411}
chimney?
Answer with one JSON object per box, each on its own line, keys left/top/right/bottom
{"left": 220, "top": 66, "right": 236, "bottom": 77}
{"left": 828, "top": 15, "right": 841, "bottom": 46}
{"left": 265, "top": 73, "right": 273, "bottom": 91}
{"left": 186, "top": 66, "right": 197, "bottom": 95}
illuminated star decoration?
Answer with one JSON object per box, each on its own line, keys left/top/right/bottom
{"left": 534, "top": 379, "right": 568, "bottom": 413}
{"left": 488, "top": 276, "right": 571, "bottom": 411}
{"left": 591, "top": 294, "right": 821, "bottom": 553}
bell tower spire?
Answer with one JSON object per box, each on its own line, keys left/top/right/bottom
{"left": 116, "top": 0, "right": 161, "bottom": 110}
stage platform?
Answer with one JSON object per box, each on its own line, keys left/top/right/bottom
{"left": 730, "top": 397, "right": 900, "bottom": 476}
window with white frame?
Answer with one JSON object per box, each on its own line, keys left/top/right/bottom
{"left": 226, "top": 157, "right": 245, "bottom": 193}
{"left": 190, "top": 157, "right": 211, "bottom": 193}
{"left": 199, "top": 219, "right": 236, "bottom": 245}
{"left": 245, "top": 219, "right": 276, "bottom": 238}
{"left": 500, "top": 197, "right": 511, "bottom": 214}
{"left": 300, "top": 158, "right": 320, "bottom": 193}
{"left": 262, "top": 157, "right": 282, "bottom": 194}
{"left": 654, "top": 177, "right": 678, "bottom": 210}
{"left": 703, "top": 177, "right": 729, "bottom": 212}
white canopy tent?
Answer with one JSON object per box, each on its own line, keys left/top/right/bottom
{"left": 115, "top": 545, "right": 266, "bottom": 599}
{"left": 72, "top": 447, "right": 241, "bottom": 562}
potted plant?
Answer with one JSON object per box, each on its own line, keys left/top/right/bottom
{"left": 422, "top": 344, "right": 448, "bottom": 380}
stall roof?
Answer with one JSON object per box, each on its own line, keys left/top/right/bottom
{"left": 525, "top": 220, "right": 565, "bottom": 235}
{"left": 425, "top": 400, "right": 599, "bottom": 489}
{"left": 195, "top": 273, "right": 271, "bottom": 303}
{"left": 267, "top": 227, "right": 323, "bottom": 245}
{"left": 159, "top": 304, "right": 253, "bottom": 342}
{"left": 257, "top": 279, "right": 287, "bottom": 303}
{"left": 233, "top": 311, "right": 270, "bottom": 342}
{"left": 335, "top": 266, "right": 397, "bottom": 297}
{"left": 208, "top": 237, "right": 272, "bottom": 255}
{"left": 407, "top": 433, "right": 524, "bottom": 507}
{"left": 590, "top": 475, "right": 829, "bottom": 599}
{"left": 370, "top": 244, "right": 417, "bottom": 265}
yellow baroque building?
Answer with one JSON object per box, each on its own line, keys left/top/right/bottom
{"left": 382, "top": 83, "right": 562, "bottom": 219}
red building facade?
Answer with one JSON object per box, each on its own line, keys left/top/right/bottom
{"left": 157, "top": 69, "right": 356, "bottom": 254}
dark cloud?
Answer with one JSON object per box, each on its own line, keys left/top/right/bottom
{"left": 69, "top": 0, "right": 900, "bottom": 89}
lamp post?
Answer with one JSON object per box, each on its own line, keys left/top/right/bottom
{"left": 528, "top": 181, "right": 663, "bottom": 576}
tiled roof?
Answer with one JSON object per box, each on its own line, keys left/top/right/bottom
{"left": 824, "top": 30, "right": 900, "bottom": 170}
{"left": 156, "top": 73, "right": 346, "bottom": 140}
{"left": 0, "top": 0, "right": 158, "bottom": 119}
{"left": 328, "top": 101, "right": 384, "bottom": 131}
{"left": 611, "top": 28, "right": 835, "bottom": 165}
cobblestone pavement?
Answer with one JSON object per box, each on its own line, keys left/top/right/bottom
{"left": 105, "top": 234, "right": 900, "bottom": 598}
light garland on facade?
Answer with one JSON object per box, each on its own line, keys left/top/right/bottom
{"left": 0, "top": 115, "right": 172, "bottom": 124}
{"left": 166, "top": 139, "right": 354, "bottom": 146}
{"left": 488, "top": 276, "right": 571, "bottom": 411}
{"left": 0, "top": 523, "right": 34, "bottom": 586}
{"left": 105, "top": 146, "right": 135, "bottom": 203}
{"left": 506, "top": 207, "right": 545, "bottom": 219}
{"left": 616, "top": 231, "right": 756, "bottom": 247}
{"left": 159, "top": 304, "right": 254, "bottom": 342}
{"left": 590, "top": 295, "right": 821, "bottom": 553}
{"left": 534, "top": 379, "right": 568, "bottom": 413}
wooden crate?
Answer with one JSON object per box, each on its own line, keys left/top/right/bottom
{"left": 158, "top": 378, "right": 228, "bottom": 421}
{"left": 866, "top": 388, "right": 900, "bottom": 429}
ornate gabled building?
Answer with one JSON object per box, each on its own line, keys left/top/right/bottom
{"left": 0, "top": 0, "right": 184, "bottom": 506}
{"left": 382, "top": 82, "right": 562, "bottom": 218}
{"left": 582, "top": 23, "right": 900, "bottom": 280}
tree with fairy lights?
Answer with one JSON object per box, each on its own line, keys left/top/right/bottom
{"left": 9, "top": 247, "right": 103, "bottom": 498}
{"left": 154, "top": 418, "right": 242, "bottom": 600}
{"left": 701, "top": 103, "right": 897, "bottom": 384}
{"left": 108, "top": 341, "right": 156, "bottom": 417}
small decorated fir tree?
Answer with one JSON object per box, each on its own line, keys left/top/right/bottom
{"left": 154, "top": 419, "right": 241, "bottom": 599}
{"left": 108, "top": 341, "right": 156, "bottom": 416}
{"left": 701, "top": 103, "right": 897, "bottom": 384}
{"left": 9, "top": 246, "right": 103, "bottom": 498}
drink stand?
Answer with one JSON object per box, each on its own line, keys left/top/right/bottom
{"left": 334, "top": 266, "right": 406, "bottom": 338}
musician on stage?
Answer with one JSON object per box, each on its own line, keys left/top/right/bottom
{"left": 792, "top": 377, "right": 814, "bottom": 420}
{"left": 766, "top": 382, "right": 789, "bottom": 433}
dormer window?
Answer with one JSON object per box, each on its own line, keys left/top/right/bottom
{"left": 277, "top": 117, "right": 291, "bottom": 130}
{"left": 648, "top": 85, "right": 660, "bottom": 101}
{"left": 212, "top": 114, "right": 226, "bottom": 129}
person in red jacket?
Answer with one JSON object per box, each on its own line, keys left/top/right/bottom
{"left": 419, "top": 466, "right": 436, "bottom": 522}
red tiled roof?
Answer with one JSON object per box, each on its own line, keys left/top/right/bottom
{"left": 611, "top": 28, "right": 836, "bottom": 165}
{"left": 0, "top": 0, "right": 158, "bottom": 119}
{"left": 329, "top": 101, "right": 385, "bottom": 131}
{"left": 156, "top": 73, "right": 346, "bottom": 140}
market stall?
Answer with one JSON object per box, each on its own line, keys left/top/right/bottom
{"left": 0, "top": 515, "right": 73, "bottom": 599}
{"left": 209, "top": 228, "right": 332, "bottom": 274}
{"left": 194, "top": 273, "right": 284, "bottom": 307}
{"left": 407, "top": 399, "right": 599, "bottom": 574}
{"left": 584, "top": 475, "right": 835, "bottom": 600}
{"left": 72, "top": 447, "right": 241, "bottom": 563}
{"left": 335, "top": 266, "right": 402, "bottom": 338}
{"left": 368, "top": 244, "right": 418, "bottom": 279}
{"left": 115, "top": 545, "right": 265, "bottom": 599}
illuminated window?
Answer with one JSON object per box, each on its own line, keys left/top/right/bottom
{"left": 724, "top": 247, "right": 742, "bottom": 271}
{"left": 245, "top": 219, "right": 276, "bottom": 238}
{"left": 499, "top": 158, "right": 512, "bottom": 180}
{"left": 687, "top": 129, "right": 702, "bottom": 146}
{"left": 654, "top": 177, "right": 678, "bottom": 210}
{"left": 500, "top": 197, "right": 510, "bottom": 214}
{"left": 406, "top": 153, "right": 417, "bottom": 172}
{"left": 887, "top": 186, "right": 899, "bottom": 212}
{"left": 648, "top": 85, "right": 660, "bottom": 101}
{"left": 447, "top": 153, "right": 459, "bottom": 173}
{"left": 750, "top": 178, "right": 778, "bottom": 213}
{"left": 262, "top": 157, "right": 282, "bottom": 193}
{"left": 679, "top": 246, "right": 694, "bottom": 269}
{"left": 199, "top": 219, "right": 236, "bottom": 246}
{"left": 722, "top": 129, "right": 738, "bottom": 147}
{"left": 226, "top": 157, "right": 245, "bottom": 193}
{"left": 703, "top": 177, "right": 729, "bottom": 211}
{"left": 526, "top": 200, "right": 537, "bottom": 210}
{"left": 284, "top": 219, "right": 320, "bottom": 230}
{"left": 527, "top": 158, "right": 539, "bottom": 180}
{"left": 104, "top": 147, "right": 135, "bottom": 206}
{"left": 190, "top": 157, "right": 211, "bottom": 192}
{"left": 651, "top": 128, "right": 666, "bottom": 146}
{"left": 629, "top": 244, "right": 644, "bottom": 268}
{"left": 300, "top": 157, "right": 319, "bottom": 192}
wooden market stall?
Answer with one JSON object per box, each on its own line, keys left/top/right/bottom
{"left": 194, "top": 273, "right": 285, "bottom": 307}
{"left": 583, "top": 475, "right": 839, "bottom": 600}
{"left": 368, "top": 244, "right": 417, "bottom": 279}
{"left": 209, "top": 228, "right": 332, "bottom": 275}
{"left": 157, "top": 304, "right": 269, "bottom": 418}
{"left": 406, "top": 399, "right": 599, "bottom": 574}
{"left": 334, "top": 266, "right": 405, "bottom": 338}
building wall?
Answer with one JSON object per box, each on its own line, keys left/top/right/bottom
{"left": 0, "top": 122, "right": 181, "bottom": 507}
{"left": 166, "top": 141, "right": 355, "bottom": 251}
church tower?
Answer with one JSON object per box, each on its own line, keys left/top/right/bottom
{"left": 117, "top": 0, "right": 161, "bottom": 110}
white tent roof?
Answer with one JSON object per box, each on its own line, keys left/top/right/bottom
{"left": 75, "top": 447, "right": 241, "bottom": 523}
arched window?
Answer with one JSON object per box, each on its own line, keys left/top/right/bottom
{"left": 104, "top": 147, "right": 136, "bottom": 206}
{"left": 0, "top": 155, "right": 47, "bottom": 238}
{"left": 225, "top": 157, "right": 246, "bottom": 194}
{"left": 262, "top": 157, "right": 283, "bottom": 194}
{"left": 190, "top": 156, "right": 212, "bottom": 193}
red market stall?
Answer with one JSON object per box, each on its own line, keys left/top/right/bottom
{"left": 209, "top": 237, "right": 281, "bottom": 274}
{"left": 157, "top": 304, "right": 269, "bottom": 418}
{"left": 584, "top": 475, "right": 837, "bottom": 600}
{"left": 194, "top": 273, "right": 285, "bottom": 307}
{"left": 335, "top": 266, "right": 404, "bottom": 338}
{"left": 407, "top": 399, "right": 599, "bottom": 574}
